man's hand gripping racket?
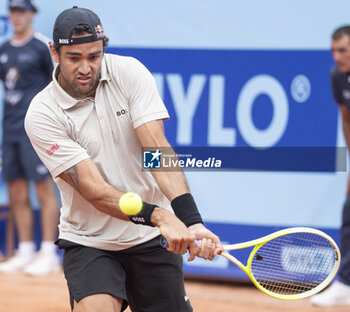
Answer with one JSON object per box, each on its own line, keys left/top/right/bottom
{"left": 161, "top": 227, "right": 340, "bottom": 300}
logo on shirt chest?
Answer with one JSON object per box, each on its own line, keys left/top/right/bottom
{"left": 116, "top": 108, "right": 128, "bottom": 117}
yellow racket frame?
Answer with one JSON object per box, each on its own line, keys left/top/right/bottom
{"left": 220, "top": 227, "right": 341, "bottom": 300}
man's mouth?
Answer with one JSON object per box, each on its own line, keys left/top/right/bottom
{"left": 76, "top": 76, "right": 92, "bottom": 85}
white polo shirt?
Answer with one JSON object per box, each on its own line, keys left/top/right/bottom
{"left": 25, "top": 53, "right": 171, "bottom": 251}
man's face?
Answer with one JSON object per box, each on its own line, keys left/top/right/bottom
{"left": 51, "top": 39, "right": 103, "bottom": 98}
{"left": 9, "top": 8, "right": 34, "bottom": 35}
{"left": 331, "top": 35, "right": 350, "bottom": 73}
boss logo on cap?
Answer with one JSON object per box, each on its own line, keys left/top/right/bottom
{"left": 95, "top": 25, "right": 105, "bottom": 38}
{"left": 59, "top": 39, "right": 69, "bottom": 44}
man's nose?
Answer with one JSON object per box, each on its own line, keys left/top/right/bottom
{"left": 78, "top": 60, "right": 90, "bottom": 75}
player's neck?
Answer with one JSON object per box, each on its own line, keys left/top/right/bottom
{"left": 12, "top": 27, "right": 34, "bottom": 45}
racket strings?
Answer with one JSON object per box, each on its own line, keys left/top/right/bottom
{"left": 255, "top": 235, "right": 334, "bottom": 294}
{"left": 250, "top": 232, "right": 337, "bottom": 295}
{"left": 256, "top": 238, "right": 332, "bottom": 294}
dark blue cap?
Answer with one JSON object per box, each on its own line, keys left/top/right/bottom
{"left": 53, "top": 6, "right": 106, "bottom": 46}
{"left": 9, "top": 0, "right": 37, "bottom": 12}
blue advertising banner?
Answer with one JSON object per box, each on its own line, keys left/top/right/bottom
{"left": 111, "top": 47, "right": 340, "bottom": 172}
{"left": 110, "top": 48, "right": 337, "bottom": 148}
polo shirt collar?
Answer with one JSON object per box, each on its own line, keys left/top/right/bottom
{"left": 52, "top": 65, "right": 80, "bottom": 110}
{"left": 100, "top": 56, "right": 110, "bottom": 82}
{"left": 52, "top": 56, "right": 110, "bottom": 110}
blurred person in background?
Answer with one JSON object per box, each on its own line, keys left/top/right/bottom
{"left": 311, "top": 25, "right": 350, "bottom": 307}
{"left": 0, "top": 0, "right": 60, "bottom": 275}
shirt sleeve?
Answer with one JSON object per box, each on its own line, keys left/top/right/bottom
{"left": 25, "top": 102, "right": 90, "bottom": 178}
{"left": 124, "top": 58, "right": 169, "bottom": 128}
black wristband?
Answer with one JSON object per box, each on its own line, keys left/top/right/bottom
{"left": 171, "top": 193, "right": 203, "bottom": 227}
{"left": 128, "top": 201, "right": 157, "bottom": 227}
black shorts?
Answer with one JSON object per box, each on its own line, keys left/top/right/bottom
{"left": 56, "top": 236, "right": 193, "bottom": 312}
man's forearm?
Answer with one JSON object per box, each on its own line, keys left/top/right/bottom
{"left": 135, "top": 120, "right": 203, "bottom": 225}
{"left": 150, "top": 169, "right": 203, "bottom": 226}
{"left": 150, "top": 169, "right": 190, "bottom": 201}
{"left": 59, "top": 160, "right": 128, "bottom": 220}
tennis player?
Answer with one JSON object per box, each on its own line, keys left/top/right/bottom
{"left": 25, "top": 6, "right": 222, "bottom": 312}
{"left": 311, "top": 25, "right": 350, "bottom": 307}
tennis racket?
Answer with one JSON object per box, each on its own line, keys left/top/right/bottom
{"left": 160, "top": 227, "right": 340, "bottom": 300}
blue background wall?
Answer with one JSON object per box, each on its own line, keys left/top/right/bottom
{"left": 0, "top": 0, "right": 349, "bottom": 279}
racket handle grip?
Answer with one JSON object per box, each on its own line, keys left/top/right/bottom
{"left": 159, "top": 236, "right": 198, "bottom": 248}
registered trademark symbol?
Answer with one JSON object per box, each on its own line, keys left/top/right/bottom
{"left": 290, "top": 75, "right": 311, "bottom": 103}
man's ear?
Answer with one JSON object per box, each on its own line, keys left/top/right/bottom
{"left": 49, "top": 43, "right": 59, "bottom": 63}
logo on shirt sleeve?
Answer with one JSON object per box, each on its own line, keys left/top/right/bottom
{"left": 46, "top": 143, "right": 60, "bottom": 156}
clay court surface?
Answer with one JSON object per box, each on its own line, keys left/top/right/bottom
{"left": 0, "top": 272, "right": 348, "bottom": 312}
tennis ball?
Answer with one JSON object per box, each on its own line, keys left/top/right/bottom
{"left": 119, "top": 192, "right": 143, "bottom": 215}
